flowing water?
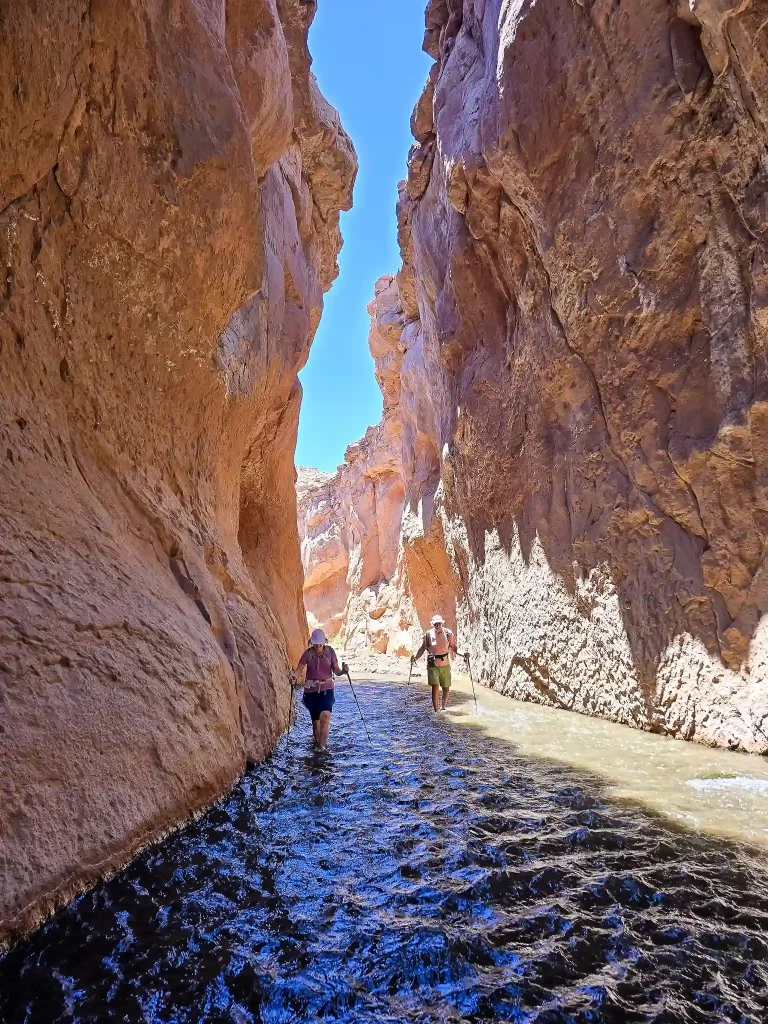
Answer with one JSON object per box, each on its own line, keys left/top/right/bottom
{"left": 2, "top": 679, "right": 768, "bottom": 1023}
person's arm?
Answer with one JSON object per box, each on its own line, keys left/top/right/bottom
{"left": 294, "top": 649, "right": 309, "bottom": 683}
{"left": 412, "top": 636, "right": 428, "bottom": 663}
{"left": 449, "top": 630, "right": 458, "bottom": 655}
{"left": 329, "top": 648, "right": 349, "bottom": 677}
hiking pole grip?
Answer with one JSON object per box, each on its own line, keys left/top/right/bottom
{"left": 345, "top": 670, "right": 372, "bottom": 746}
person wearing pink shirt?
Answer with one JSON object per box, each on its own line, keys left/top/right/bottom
{"left": 295, "top": 628, "right": 348, "bottom": 750}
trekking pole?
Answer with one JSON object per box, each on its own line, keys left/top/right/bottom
{"left": 407, "top": 657, "right": 414, "bottom": 687}
{"left": 285, "top": 678, "right": 294, "bottom": 750}
{"left": 345, "top": 670, "right": 372, "bottom": 745}
{"left": 463, "top": 653, "right": 478, "bottom": 712}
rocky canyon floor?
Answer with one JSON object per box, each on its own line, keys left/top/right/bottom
{"left": 2, "top": 679, "right": 768, "bottom": 1022}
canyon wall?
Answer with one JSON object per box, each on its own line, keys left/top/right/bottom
{"left": 297, "top": 272, "right": 466, "bottom": 657}
{"left": 0, "top": 0, "right": 354, "bottom": 943}
{"left": 400, "top": 0, "right": 768, "bottom": 751}
{"left": 298, "top": 277, "right": 421, "bottom": 656}
{"left": 301, "top": 0, "right": 768, "bottom": 752}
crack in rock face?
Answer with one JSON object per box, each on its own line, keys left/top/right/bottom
{"left": 0, "top": 0, "right": 355, "bottom": 946}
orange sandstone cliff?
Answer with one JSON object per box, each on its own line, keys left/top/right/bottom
{"left": 300, "top": 0, "right": 768, "bottom": 752}
{"left": 298, "top": 278, "right": 421, "bottom": 656}
{"left": 0, "top": 0, "right": 355, "bottom": 943}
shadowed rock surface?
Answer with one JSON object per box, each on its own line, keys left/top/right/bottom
{"left": 402, "top": 0, "right": 768, "bottom": 751}
{"left": 0, "top": 0, "right": 355, "bottom": 944}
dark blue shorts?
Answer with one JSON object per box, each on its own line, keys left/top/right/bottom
{"left": 302, "top": 689, "right": 335, "bottom": 721}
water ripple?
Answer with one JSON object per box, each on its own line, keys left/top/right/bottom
{"left": 2, "top": 684, "right": 768, "bottom": 1023}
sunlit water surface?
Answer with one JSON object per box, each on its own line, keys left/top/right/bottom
{"left": 2, "top": 679, "right": 768, "bottom": 1023}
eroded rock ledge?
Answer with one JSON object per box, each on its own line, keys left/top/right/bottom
{"left": 0, "top": 0, "right": 355, "bottom": 944}
{"left": 302, "top": 0, "right": 768, "bottom": 753}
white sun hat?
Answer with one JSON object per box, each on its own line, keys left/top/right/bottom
{"left": 310, "top": 628, "right": 327, "bottom": 645}
{"left": 430, "top": 614, "right": 445, "bottom": 625}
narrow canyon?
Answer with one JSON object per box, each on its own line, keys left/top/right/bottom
{"left": 301, "top": 0, "right": 768, "bottom": 754}
{"left": 2, "top": 0, "right": 768, "bottom": 961}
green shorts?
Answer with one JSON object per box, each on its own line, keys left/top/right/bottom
{"left": 428, "top": 663, "right": 451, "bottom": 689}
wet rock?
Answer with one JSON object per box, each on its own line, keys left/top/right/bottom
{"left": 0, "top": 0, "right": 355, "bottom": 944}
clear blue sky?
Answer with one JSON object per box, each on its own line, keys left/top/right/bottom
{"left": 295, "top": 1, "right": 432, "bottom": 474}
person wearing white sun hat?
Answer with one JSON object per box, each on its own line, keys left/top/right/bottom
{"left": 295, "top": 628, "right": 348, "bottom": 749}
{"left": 411, "top": 614, "right": 460, "bottom": 712}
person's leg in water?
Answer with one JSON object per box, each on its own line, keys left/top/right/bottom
{"left": 441, "top": 664, "right": 452, "bottom": 710}
{"left": 427, "top": 663, "right": 451, "bottom": 711}
{"left": 317, "top": 709, "right": 332, "bottom": 749}
{"left": 304, "top": 692, "right": 323, "bottom": 746}
{"left": 428, "top": 662, "right": 440, "bottom": 711}
{"left": 309, "top": 711, "right": 331, "bottom": 748}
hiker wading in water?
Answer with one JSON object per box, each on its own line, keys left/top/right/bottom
{"left": 295, "top": 628, "right": 348, "bottom": 750}
{"left": 411, "top": 614, "right": 459, "bottom": 712}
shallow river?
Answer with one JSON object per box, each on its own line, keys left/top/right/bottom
{"left": 2, "top": 678, "right": 768, "bottom": 1023}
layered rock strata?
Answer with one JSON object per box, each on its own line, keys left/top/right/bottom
{"left": 399, "top": 0, "right": 768, "bottom": 751}
{"left": 298, "top": 272, "right": 463, "bottom": 656}
{"left": 0, "top": 0, "right": 354, "bottom": 944}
